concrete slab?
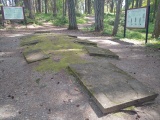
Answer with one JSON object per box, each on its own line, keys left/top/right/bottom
{"left": 68, "top": 35, "right": 77, "bottom": 38}
{"left": 68, "top": 62, "right": 158, "bottom": 114}
{"left": 34, "top": 31, "right": 51, "bottom": 33}
{"left": 74, "top": 40, "right": 97, "bottom": 46}
{"left": 21, "top": 40, "right": 40, "bottom": 46}
{"left": 85, "top": 46, "right": 119, "bottom": 59}
{"left": 23, "top": 49, "right": 49, "bottom": 63}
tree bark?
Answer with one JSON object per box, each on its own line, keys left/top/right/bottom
{"left": 153, "top": 2, "right": 160, "bottom": 38}
{"left": 110, "top": 0, "right": 114, "bottom": 13}
{"left": 112, "top": 0, "right": 122, "bottom": 36}
{"left": 45, "top": 0, "right": 48, "bottom": 14}
{"left": 138, "top": 0, "right": 142, "bottom": 7}
{"left": 135, "top": 0, "right": 139, "bottom": 8}
{"left": 24, "top": 0, "right": 35, "bottom": 19}
{"left": 88, "top": 0, "right": 91, "bottom": 14}
{"left": 85, "top": 0, "right": 88, "bottom": 13}
{"left": 68, "top": 0, "right": 78, "bottom": 30}
{"left": 94, "top": 0, "right": 105, "bottom": 32}
{"left": 37, "top": 0, "right": 42, "bottom": 13}
{"left": 132, "top": 0, "right": 134, "bottom": 8}
{"left": 52, "top": 0, "right": 57, "bottom": 16}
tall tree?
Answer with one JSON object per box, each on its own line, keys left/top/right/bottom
{"left": 110, "top": 0, "right": 114, "bottom": 13}
{"left": 94, "top": 0, "right": 105, "bottom": 32}
{"left": 68, "top": 0, "right": 78, "bottom": 30}
{"left": 112, "top": 0, "right": 122, "bottom": 36}
{"left": 153, "top": 2, "right": 160, "bottom": 38}
{"left": 24, "top": 0, "right": 35, "bottom": 19}
{"left": 44, "top": 0, "right": 48, "bottom": 14}
{"left": 88, "top": 0, "right": 91, "bottom": 14}
{"left": 52, "top": 0, "right": 57, "bottom": 16}
{"left": 37, "top": 0, "right": 42, "bottom": 13}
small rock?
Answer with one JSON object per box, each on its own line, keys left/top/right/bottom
{"left": 76, "top": 105, "right": 80, "bottom": 107}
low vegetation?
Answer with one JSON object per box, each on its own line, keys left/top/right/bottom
{"left": 21, "top": 34, "right": 88, "bottom": 72}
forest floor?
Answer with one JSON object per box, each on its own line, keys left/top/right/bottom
{"left": 0, "top": 16, "right": 160, "bottom": 120}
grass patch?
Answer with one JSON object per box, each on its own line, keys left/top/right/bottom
{"left": 21, "top": 34, "right": 88, "bottom": 72}
{"left": 146, "top": 39, "right": 160, "bottom": 49}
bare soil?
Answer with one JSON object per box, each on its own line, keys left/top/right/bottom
{"left": 0, "top": 21, "right": 160, "bottom": 120}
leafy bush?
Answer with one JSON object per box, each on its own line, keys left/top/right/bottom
{"left": 52, "top": 16, "right": 68, "bottom": 26}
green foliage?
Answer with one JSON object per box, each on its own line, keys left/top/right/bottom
{"left": 52, "top": 15, "right": 68, "bottom": 26}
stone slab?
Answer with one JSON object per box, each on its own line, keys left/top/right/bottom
{"left": 68, "top": 62, "right": 158, "bottom": 114}
{"left": 74, "top": 40, "right": 97, "bottom": 46}
{"left": 68, "top": 35, "right": 77, "bottom": 38}
{"left": 21, "top": 40, "right": 40, "bottom": 46}
{"left": 85, "top": 46, "right": 119, "bottom": 59}
{"left": 34, "top": 31, "right": 51, "bottom": 33}
{"left": 23, "top": 49, "right": 49, "bottom": 63}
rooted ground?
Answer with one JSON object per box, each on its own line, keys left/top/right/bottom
{"left": 0, "top": 20, "right": 160, "bottom": 120}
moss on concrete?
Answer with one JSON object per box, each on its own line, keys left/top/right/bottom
{"left": 21, "top": 33, "right": 87, "bottom": 72}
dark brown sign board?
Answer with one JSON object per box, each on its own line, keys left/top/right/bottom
{"left": 1, "top": 6, "right": 26, "bottom": 26}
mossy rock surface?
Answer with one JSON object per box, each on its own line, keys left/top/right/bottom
{"left": 85, "top": 46, "right": 119, "bottom": 59}
{"left": 23, "top": 49, "right": 49, "bottom": 63}
{"left": 21, "top": 33, "right": 88, "bottom": 72}
{"left": 74, "top": 39, "right": 97, "bottom": 46}
{"left": 21, "top": 40, "right": 41, "bottom": 46}
{"left": 68, "top": 62, "right": 158, "bottom": 114}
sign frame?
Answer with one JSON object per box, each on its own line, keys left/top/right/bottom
{"left": 1, "top": 6, "right": 25, "bottom": 20}
{"left": 126, "top": 7, "right": 148, "bottom": 29}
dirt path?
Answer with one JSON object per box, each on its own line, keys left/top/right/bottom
{"left": 0, "top": 20, "right": 160, "bottom": 120}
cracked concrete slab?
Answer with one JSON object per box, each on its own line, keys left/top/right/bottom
{"left": 68, "top": 62, "right": 158, "bottom": 114}
{"left": 23, "top": 49, "right": 49, "bottom": 63}
{"left": 85, "top": 46, "right": 119, "bottom": 59}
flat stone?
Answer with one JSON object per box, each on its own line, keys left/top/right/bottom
{"left": 68, "top": 62, "right": 158, "bottom": 114}
{"left": 21, "top": 40, "right": 40, "bottom": 46}
{"left": 23, "top": 49, "right": 49, "bottom": 63}
{"left": 85, "top": 46, "right": 119, "bottom": 59}
{"left": 68, "top": 35, "right": 77, "bottom": 38}
{"left": 34, "top": 31, "right": 51, "bottom": 33}
{"left": 74, "top": 40, "right": 97, "bottom": 46}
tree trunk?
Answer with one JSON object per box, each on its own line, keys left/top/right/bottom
{"left": 110, "top": 0, "right": 114, "bottom": 13}
{"left": 24, "top": 0, "right": 35, "bottom": 19}
{"left": 45, "top": 0, "right": 48, "bottom": 14}
{"left": 65, "top": 0, "right": 68, "bottom": 16}
{"left": 37, "top": 0, "right": 42, "bottom": 13}
{"left": 135, "top": 0, "right": 139, "bottom": 8}
{"left": 132, "top": 0, "right": 134, "bottom": 8}
{"left": 153, "top": 2, "right": 160, "bottom": 38}
{"left": 112, "top": 0, "right": 122, "bottom": 36}
{"left": 138, "top": 0, "right": 142, "bottom": 7}
{"left": 88, "top": 0, "right": 91, "bottom": 14}
{"left": 85, "top": 0, "right": 88, "bottom": 13}
{"left": 153, "top": 0, "right": 158, "bottom": 20}
{"left": 68, "top": 0, "right": 78, "bottom": 30}
{"left": 52, "top": 0, "right": 57, "bottom": 16}
{"left": 94, "top": 0, "right": 105, "bottom": 32}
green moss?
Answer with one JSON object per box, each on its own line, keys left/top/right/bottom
{"left": 21, "top": 34, "right": 88, "bottom": 72}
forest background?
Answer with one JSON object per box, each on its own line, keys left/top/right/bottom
{"left": 0, "top": 0, "right": 160, "bottom": 47}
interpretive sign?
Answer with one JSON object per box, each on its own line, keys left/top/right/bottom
{"left": 126, "top": 7, "right": 147, "bottom": 28}
{"left": 1, "top": 6, "right": 24, "bottom": 20}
